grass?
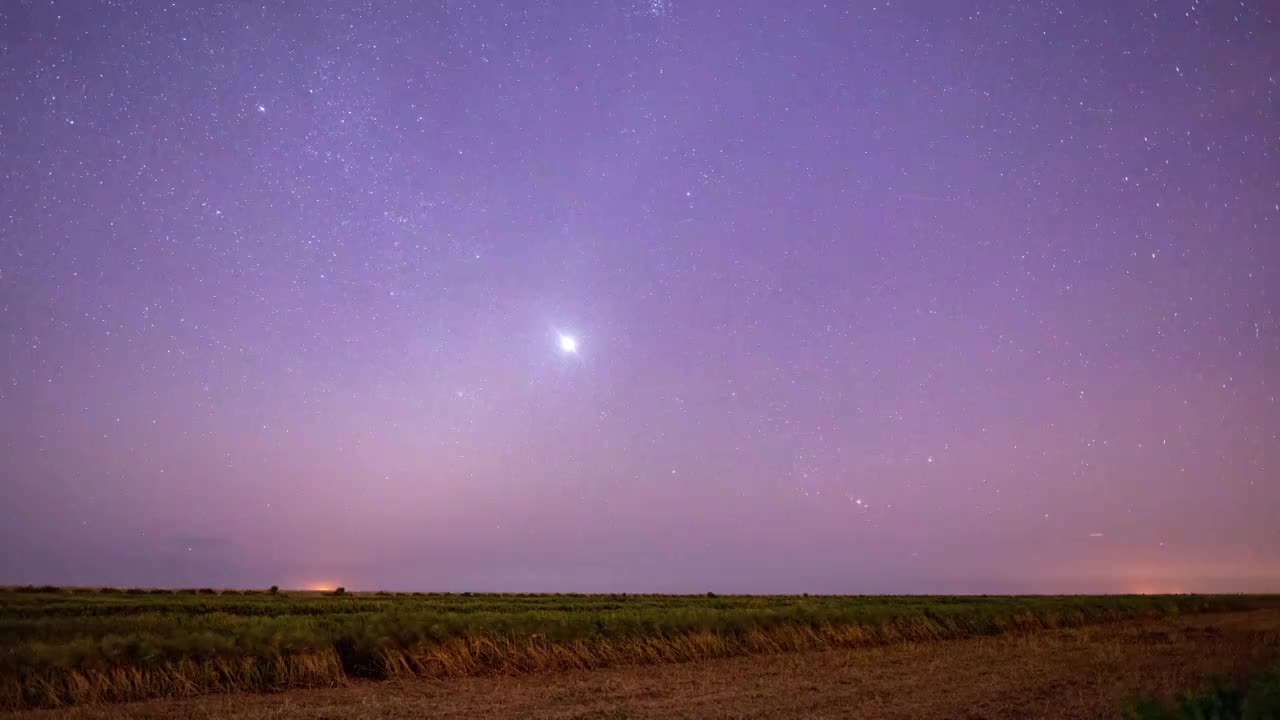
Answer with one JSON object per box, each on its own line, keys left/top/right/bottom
{"left": 1125, "top": 659, "right": 1280, "bottom": 719}
{"left": 22, "top": 609, "right": 1280, "bottom": 720}
{"left": 2, "top": 588, "right": 1277, "bottom": 710}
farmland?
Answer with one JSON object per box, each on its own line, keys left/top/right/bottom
{"left": 26, "top": 608, "right": 1280, "bottom": 720}
{"left": 3, "top": 587, "right": 1279, "bottom": 712}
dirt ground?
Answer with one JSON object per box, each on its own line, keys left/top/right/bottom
{"left": 15, "top": 610, "right": 1280, "bottom": 720}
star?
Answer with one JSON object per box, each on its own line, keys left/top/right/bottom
{"left": 2, "top": 0, "right": 1271, "bottom": 599}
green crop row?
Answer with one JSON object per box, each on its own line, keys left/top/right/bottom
{"left": 2, "top": 590, "right": 1276, "bottom": 710}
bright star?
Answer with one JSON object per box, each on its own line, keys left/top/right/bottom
{"left": 558, "top": 334, "right": 578, "bottom": 353}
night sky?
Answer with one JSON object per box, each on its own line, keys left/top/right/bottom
{"left": 2, "top": 1, "right": 1277, "bottom": 594}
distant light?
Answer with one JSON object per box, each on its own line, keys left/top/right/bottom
{"left": 558, "top": 334, "right": 578, "bottom": 353}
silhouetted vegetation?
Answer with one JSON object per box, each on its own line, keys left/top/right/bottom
{"left": 12, "top": 586, "right": 62, "bottom": 594}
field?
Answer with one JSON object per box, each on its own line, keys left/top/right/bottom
{"left": 28, "top": 609, "right": 1280, "bottom": 720}
{"left": 3, "top": 588, "right": 1279, "bottom": 715}
{"left": 1126, "top": 653, "right": 1280, "bottom": 720}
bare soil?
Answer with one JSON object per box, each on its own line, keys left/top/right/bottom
{"left": 15, "top": 610, "right": 1280, "bottom": 720}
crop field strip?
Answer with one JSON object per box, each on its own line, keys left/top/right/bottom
{"left": 3, "top": 588, "right": 1278, "bottom": 711}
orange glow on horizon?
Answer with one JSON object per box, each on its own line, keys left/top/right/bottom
{"left": 1124, "top": 576, "right": 1186, "bottom": 595}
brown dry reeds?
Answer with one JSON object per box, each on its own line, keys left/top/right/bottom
{"left": 376, "top": 605, "right": 1146, "bottom": 681}
{"left": 1, "top": 650, "right": 344, "bottom": 710}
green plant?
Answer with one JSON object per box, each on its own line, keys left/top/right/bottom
{"left": 1, "top": 591, "right": 1276, "bottom": 711}
{"left": 1124, "top": 663, "right": 1280, "bottom": 719}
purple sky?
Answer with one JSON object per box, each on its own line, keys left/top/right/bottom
{"left": 2, "top": 1, "right": 1277, "bottom": 594}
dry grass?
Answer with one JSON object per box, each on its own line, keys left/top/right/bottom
{"left": 1, "top": 651, "right": 344, "bottom": 711}
{"left": 17, "top": 609, "right": 1280, "bottom": 720}
{"left": 377, "top": 608, "right": 1140, "bottom": 679}
{"left": 3, "top": 591, "right": 1277, "bottom": 711}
